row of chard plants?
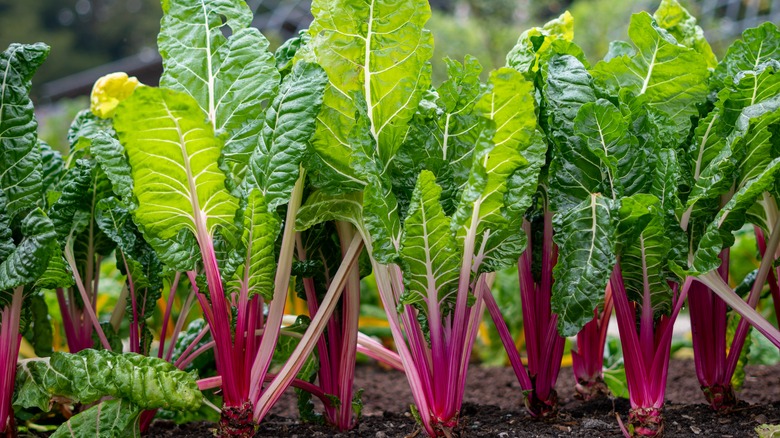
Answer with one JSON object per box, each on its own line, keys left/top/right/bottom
{"left": 1, "top": 0, "right": 780, "bottom": 436}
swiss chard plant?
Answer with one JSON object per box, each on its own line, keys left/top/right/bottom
{"left": 682, "top": 21, "right": 780, "bottom": 411}
{"left": 290, "top": 0, "right": 546, "bottom": 433}
{"left": 541, "top": 1, "right": 780, "bottom": 436}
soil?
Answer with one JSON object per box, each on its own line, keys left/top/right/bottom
{"left": 147, "top": 360, "right": 780, "bottom": 437}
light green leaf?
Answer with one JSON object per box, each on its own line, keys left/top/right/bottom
{"left": 652, "top": 0, "right": 717, "bottom": 68}
{"left": 399, "top": 170, "right": 460, "bottom": 315}
{"left": 249, "top": 61, "right": 328, "bottom": 210}
{"left": 51, "top": 399, "right": 142, "bottom": 438}
{"left": 552, "top": 194, "right": 616, "bottom": 336}
{"left": 307, "top": 0, "right": 434, "bottom": 181}
{"left": 113, "top": 87, "right": 239, "bottom": 244}
{"left": 363, "top": 176, "right": 402, "bottom": 264}
{"left": 297, "top": 190, "right": 363, "bottom": 232}
{"left": 158, "top": 0, "right": 280, "bottom": 186}
{"left": 0, "top": 43, "right": 49, "bottom": 221}
{"left": 729, "top": 94, "right": 780, "bottom": 189}
{"left": 506, "top": 11, "right": 574, "bottom": 73}
{"left": 591, "top": 12, "right": 709, "bottom": 136}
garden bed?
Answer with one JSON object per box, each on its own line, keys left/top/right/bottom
{"left": 148, "top": 360, "right": 780, "bottom": 437}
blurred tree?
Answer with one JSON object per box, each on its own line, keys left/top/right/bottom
{"left": 0, "top": 0, "right": 160, "bottom": 84}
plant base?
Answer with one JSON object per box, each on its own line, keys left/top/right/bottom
{"left": 627, "top": 406, "right": 663, "bottom": 437}
{"left": 702, "top": 384, "right": 737, "bottom": 412}
{"left": 574, "top": 377, "right": 610, "bottom": 401}
{"left": 524, "top": 389, "right": 559, "bottom": 418}
{"left": 218, "top": 401, "right": 255, "bottom": 438}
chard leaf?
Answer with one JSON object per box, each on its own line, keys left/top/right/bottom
{"left": 604, "top": 41, "right": 635, "bottom": 62}
{"left": 39, "top": 140, "right": 65, "bottom": 204}
{"left": 399, "top": 170, "right": 460, "bottom": 314}
{"left": 296, "top": 191, "right": 364, "bottom": 232}
{"left": 363, "top": 176, "right": 402, "bottom": 263}
{"left": 591, "top": 12, "right": 709, "bottom": 138}
{"left": 691, "top": 157, "right": 780, "bottom": 274}
{"left": 719, "top": 62, "right": 780, "bottom": 135}
{"left": 712, "top": 22, "right": 780, "bottom": 91}
{"left": 307, "top": 0, "right": 434, "bottom": 185}
{"left": 685, "top": 110, "right": 731, "bottom": 216}
{"left": 90, "top": 132, "right": 134, "bottom": 205}
{"left": 730, "top": 95, "right": 780, "bottom": 188}
{"left": 249, "top": 61, "right": 328, "bottom": 211}
{"left": 0, "top": 207, "right": 56, "bottom": 295}
{"left": 552, "top": 194, "right": 616, "bottom": 336}
{"left": 0, "top": 43, "right": 49, "bottom": 221}
{"left": 34, "top": 243, "right": 74, "bottom": 291}
{"left": 23, "top": 292, "right": 53, "bottom": 357}
{"left": 652, "top": 0, "right": 717, "bottom": 68}
{"left": 506, "top": 11, "right": 574, "bottom": 73}
{"left": 50, "top": 399, "right": 142, "bottom": 438}
{"left": 572, "top": 99, "right": 637, "bottom": 199}
{"left": 228, "top": 190, "right": 279, "bottom": 300}
{"left": 158, "top": 0, "right": 280, "bottom": 186}
{"left": 392, "top": 56, "right": 484, "bottom": 215}
{"left": 14, "top": 349, "right": 202, "bottom": 412}
{"left": 113, "top": 87, "right": 239, "bottom": 244}
{"left": 543, "top": 54, "right": 602, "bottom": 211}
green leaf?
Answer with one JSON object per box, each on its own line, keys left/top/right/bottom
{"left": 33, "top": 243, "right": 74, "bottom": 291}
{"left": 297, "top": 191, "right": 364, "bottom": 232}
{"left": 23, "top": 292, "right": 53, "bottom": 357}
{"left": 685, "top": 109, "right": 731, "bottom": 217}
{"left": 0, "top": 208, "right": 56, "bottom": 295}
{"left": 39, "top": 140, "right": 65, "bottom": 204}
{"left": 691, "top": 157, "right": 780, "bottom": 274}
{"left": 0, "top": 43, "right": 49, "bottom": 221}
{"left": 158, "top": 0, "right": 280, "bottom": 187}
{"left": 14, "top": 349, "right": 202, "bottom": 412}
{"left": 506, "top": 11, "right": 574, "bottom": 73}
{"left": 552, "top": 194, "right": 616, "bottom": 336}
{"left": 392, "top": 56, "right": 484, "bottom": 215}
{"left": 652, "top": 0, "right": 717, "bottom": 68}
{"left": 398, "top": 170, "right": 460, "bottom": 315}
{"left": 50, "top": 399, "right": 142, "bottom": 438}
{"left": 307, "top": 0, "right": 434, "bottom": 181}
{"left": 249, "top": 61, "right": 328, "bottom": 210}
{"left": 114, "top": 87, "right": 239, "bottom": 245}
{"left": 728, "top": 89, "right": 780, "bottom": 190}
{"left": 712, "top": 22, "right": 780, "bottom": 91}
{"left": 363, "top": 176, "right": 402, "bottom": 264}
{"left": 591, "top": 12, "right": 709, "bottom": 136}
{"left": 91, "top": 132, "right": 134, "bottom": 205}
{"left": 228, "top": 190, "right": 280, "bottom": 300}
{"left": 719, "top": 63, "right": 780, "bottom": 136}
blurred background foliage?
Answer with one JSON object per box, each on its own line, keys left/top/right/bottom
{"left": 3, "top": 0, "right": 779, "bottom": 381}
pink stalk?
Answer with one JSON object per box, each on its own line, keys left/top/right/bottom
{"left": 254, "top": 233, "right": 364, "bottom": 421}
{"left": 572, "top": 284, "right": 613, "bottom": 399}
{"left": 158, "top": 272, "right": 181, "bottom": 359}
{"left": 356, "top": 332, "right": 403, "bottom": 370}
{"left": 0, "top": 288, "right": 23, "bottom": 434}
{"left": 63, "top": 245, "right": 111, "bottom": 351}
{"left": 756, "top": 226, "right": 780, "bottom": 323}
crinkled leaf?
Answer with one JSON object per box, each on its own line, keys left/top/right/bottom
{"left": 652, "top": 0, "right": 717, "bottom": 68}
{"left": 39, "top": 140, "right": 64, "bottom": 204}
{"left": 158, "top": 0, "right": 280, "bottom": 187}
{"left": 249, "top": 61, "right": 328, "bottom": 210}
{"left": 113, "top": 87, "right": 239, "bottom": 246}
{"left": 399, "top": 170, "right": 460, "bottom": 315}
{"left": 728, "top": 87, "right": 780, "bottom": 189}
{"left": 91, "top": 131, "right": 134, "bottom": 205}
{"left": 0, "top": 208, "right": 56, "bottom": 296}
{"left": 227, "top": 190, "right": 280, "bottom": 300}
{"left": 506, "top": 11, "right": 574, "bottom": 73}
{"left": 50, "top": 398, "right": 142, "bottom": 438}
{"left": 307, "top": 0, "right": 434, "bottom": 185}
{"left": 591, "top": 12, "right": 709, "bottom": 138}
{"left": 552, "top": 194, "right": 616, "bottom": 336}
{"left": 297, "top": 191, "right": 364, "bottom": 232}
{"left": 712, "top": 22, "right": 780, "bottom": 91}
{"left": 22, "top": 292, "right": 53, "bottom": 357}
{"left": 691, "top": 157, "right": 780, "bottom": 274}
{"left": 0, "top": 43, "right": 49, "bottom": 221}
{"left": 14, "top": 349, "right": 202, "bottom": 412}
{"left": 363, "top": 177, "right": 402, "bottom": 263}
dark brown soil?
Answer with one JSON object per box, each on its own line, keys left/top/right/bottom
{"left": 148, "top": 360, "right": 780, "bottom": 437}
